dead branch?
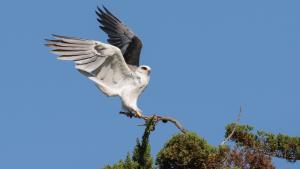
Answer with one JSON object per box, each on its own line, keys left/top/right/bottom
{"left": 220, "top": 105, "right": 243, "bottom": 145}
{"left": 119, "top": 111, "right": 188, "bottom": 133}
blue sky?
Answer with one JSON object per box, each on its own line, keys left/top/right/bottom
{"left": 0, "top": 0, "right": 299, "bottom": 168}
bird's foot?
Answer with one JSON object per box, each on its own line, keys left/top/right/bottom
{"left": 120, "top": 111, "right": 134, "bottom": 118}
{"left": 119, "top": 111, "right": 142, "bottom": 118}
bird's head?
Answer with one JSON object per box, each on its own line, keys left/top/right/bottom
{"left": 137, "top": 65, "right": 151, "bottom": 75}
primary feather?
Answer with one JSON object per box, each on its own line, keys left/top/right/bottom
{"left": 96, "top": 6, "right": 143, "bottom": 66}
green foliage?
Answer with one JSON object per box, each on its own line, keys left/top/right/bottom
{"left": 155, "top": 131, "right": 275, "bottom": 169}
{"left": 156, "top": 132, "right": 219, "bottom": 169}
{"left": 102, "top": 153, "right": 139, "bottom": 169}
{"left": 102, "top": 117, "right": 156, "bottom": 169}
{"left": 225, "top": 123, "right": 256, "bottom": 147}
{"left": 103, "top": 120, "right": 299, "bottom": 169}
{"left": 226, "top": 123, "right": 300, "bottom": 162}
{"left": 132, "top": 117, "right": 156, "bottom": 169}
{"left": 132, "top": 138, "right": 154, "bottom": 169}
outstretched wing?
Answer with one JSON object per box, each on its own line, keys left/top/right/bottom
{"left": 96, "top": 6, "right": 142, "bottom": 66}
{"left": 45, "top": 35, "right": 135, "bottom": 96}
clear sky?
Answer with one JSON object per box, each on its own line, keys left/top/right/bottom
{"left": 0, "top": 0, "right": 299, "bottom": 168}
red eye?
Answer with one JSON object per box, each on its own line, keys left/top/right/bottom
{"left": 141, "top": 67, "right": 147, "bottom": 71}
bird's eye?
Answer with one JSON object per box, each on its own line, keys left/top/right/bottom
{"left": 141, "top": 67, "right": 147, "bottom": 71}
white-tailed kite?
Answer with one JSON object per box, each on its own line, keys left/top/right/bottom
{"left": 45, "top": 6, "right": 151, "bottom": 118}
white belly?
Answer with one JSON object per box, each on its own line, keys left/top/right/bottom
{"left": 120, "top": 75, "right": 149, "bottom": 112}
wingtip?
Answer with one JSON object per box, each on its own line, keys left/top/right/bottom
{"left": 102, "top": 5, "right": 109, "bottom": 13}
{"left": 44, "top": 38, "right": 54, "bottom": 47}
{"left": 99, "top": 26, "right": 105, "bottom": 31}
{"left": 51, "top": 34, "right": 68, "bottom": 39}
{"left": 96, "top": 6, "right": 104, "bottom": 18}
{"left": 56, "top": 56, "right": 65, "bottom": 60}
{"left": 44, "top": 43, "right": 50, "bottom": 47}
{"left": 96, "top": 6, "right": 100, "bottom": 12}
{"left": 96, "top": 5, "right": 104, "bottom": 14}
{"left": 51, "top": 34, "right": 61, "bottom": 38}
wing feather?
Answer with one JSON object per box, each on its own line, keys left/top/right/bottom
{"left": 96, "top": 6, "right": 142, "bottom": 66}
{"left": 58, "top": 54, "right": 94, "bottom": 61}
{"left": 45, "top": 35, "right": 135, "bottom": 96}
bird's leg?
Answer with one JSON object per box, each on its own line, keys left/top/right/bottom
{"left": 134, "top": 111, "right": 143, "bottom": 118}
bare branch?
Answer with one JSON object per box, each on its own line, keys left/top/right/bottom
{"left": 119, "top": 112, "right": 188, "bottom": 133}
{"left": 220, "top": 105, "right": 243, "bottom": 145}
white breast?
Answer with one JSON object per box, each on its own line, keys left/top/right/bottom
{"left": 120, "top": 72, "right": 150, "bottom": 112}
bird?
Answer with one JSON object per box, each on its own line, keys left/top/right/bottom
{"left": 45, "top": 6, "right": 151, "bottom": 118}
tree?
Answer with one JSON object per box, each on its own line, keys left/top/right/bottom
{"left": 156, "top": 132, "right": 219, "bottom": 169}
{"left": 102, "top": 115, "right": 299, "bottom": 168}
{"left": 156, "top": 132, "right": 275, "bottom": 169}
{"left": 225, "top": 123, "right": 300, "bottom": 162}
{"left": 223, "top": 146, "right": 275, "bottom": 169}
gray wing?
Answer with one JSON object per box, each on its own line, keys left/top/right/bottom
{"left": 96, "top": 6, "right": 143, "bottom": 66}
{"left": 45, "top": 34, "right": 135, "bottom": 96}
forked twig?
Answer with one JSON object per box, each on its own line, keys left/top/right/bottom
{"left": 119, "top": 111, "right": 188, "bottom": 133}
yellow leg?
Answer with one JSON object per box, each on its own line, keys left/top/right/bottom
{"left": 135, "top": 111, "right": 143, "bottom": 118}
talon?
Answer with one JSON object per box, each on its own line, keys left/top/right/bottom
{"left": 120, "top": 111, "right": 134, "bottom": 118}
